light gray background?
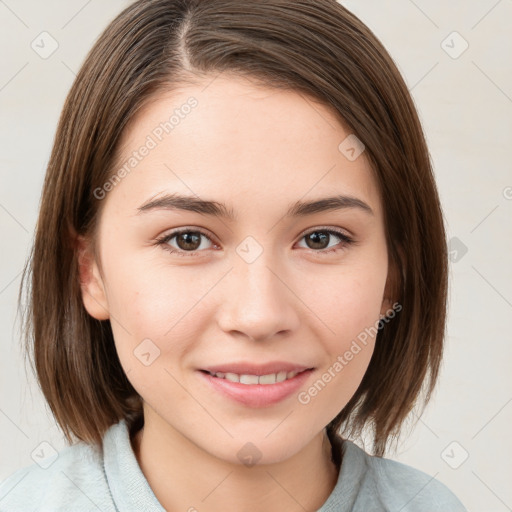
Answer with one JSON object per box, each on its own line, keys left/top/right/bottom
{"left": 1, "top": 1, "right": 511, "bottom": 511}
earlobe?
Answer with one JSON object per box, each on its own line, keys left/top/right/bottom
{"left": 380, "top": 274, "right": 394, "bottom": 316}
{"left": 380, "top": 296, "right": 393, "bottom": 318}
{"left": 76, "top": 235, "right": 110, "bottom": 321}
{"left": 380, "top": 254, "right": 401, "bottom": 318}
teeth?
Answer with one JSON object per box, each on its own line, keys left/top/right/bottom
{"left": 239, "top": 374, "right": 259, "bottom": 384}
{"left": 276, "top": 371, "right": 287, "bottom": 382}
{"left": 211, "top": 370, "right": 301, "bottom": 385}
{"left": 258, "top": 373, "right": 276, "bottom": 384}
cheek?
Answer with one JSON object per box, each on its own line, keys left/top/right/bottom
{"left": 104, "top": 257, "right": 210, "bottom": 369}
{"left": 310, "top": 262, "right": 387, "bottom": 347}
{"left": 104, "top": 250, "right": 195, "bottom": 330}
{"left": 298, "top": 260, "right": 386, "bottom": 411}
{"left": 296, "top": 271, "right": 383, "bottom": 422}
{"left": 296, "top": 341, "right": 374, "bottom": 432}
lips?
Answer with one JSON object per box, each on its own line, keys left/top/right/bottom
{"left": 198, "top": 362, "right": 315, "bottom": 407}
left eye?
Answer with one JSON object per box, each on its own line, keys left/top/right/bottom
{"left": 155, "top": 228, "right": 353, "bottom": 257}
{"left": 297, "top": 229, "right": 353, "bottom": 253}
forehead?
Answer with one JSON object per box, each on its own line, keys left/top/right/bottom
{"left": 105, "top": 74, "right": 382, "bottom": 220}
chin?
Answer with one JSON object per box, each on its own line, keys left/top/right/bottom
{"left": 208, "top": 435, "right": 308, "bottom": 468}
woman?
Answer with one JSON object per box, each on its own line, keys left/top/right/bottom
{"left": 0, "top": 1, "right": 467, "bottom": 510}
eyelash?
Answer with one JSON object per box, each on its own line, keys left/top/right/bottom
{"left": 154, "top": 227, "right": 355, "bottom": 258}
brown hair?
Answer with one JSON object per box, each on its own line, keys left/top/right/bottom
{"left": 19, "top": 0, "right": 448, "bottom": 458}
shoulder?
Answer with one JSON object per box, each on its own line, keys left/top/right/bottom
{"left": 340, "top": 440, "right": 467, "bottom": 511}
{"left": 0, "top": 440, "right": 113, "bottom": 512}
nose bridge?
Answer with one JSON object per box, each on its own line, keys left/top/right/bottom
{"left": 217, "top": 244, "right": 298, "bottom": 341}
{"left": 237, "top": 250, "right": 281, "bottom": 300}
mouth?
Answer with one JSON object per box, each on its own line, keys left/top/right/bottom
{"left": 197, "top": 363, "right": 315, "bottom": 407}
{"left": 200, "top": 368, "right": 310, "bottom": 385}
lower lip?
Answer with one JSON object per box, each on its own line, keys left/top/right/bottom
{"left": 199, "top": 369, "right": 314, "bottom": 407}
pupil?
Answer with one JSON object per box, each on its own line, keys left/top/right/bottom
{"left": 308, "top": 232, "right": 328, "bottom": 249}
{"left": 179, "top": 232, "right": 200, "bottom": 250}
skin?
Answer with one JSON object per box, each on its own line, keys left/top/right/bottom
{"left": 78, "top": 73, "right": 395, "bottom": 511}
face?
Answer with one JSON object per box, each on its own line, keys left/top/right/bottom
{"left": 79, "top": 74, "right": 393, "bottom": 465}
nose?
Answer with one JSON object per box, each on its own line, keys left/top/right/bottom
{"left": 216, "top": 252, "right": 300, "bottom": 342}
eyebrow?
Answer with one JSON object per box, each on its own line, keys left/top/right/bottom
{"left": 136, "top": 193, "right": 374, "bottom": 220}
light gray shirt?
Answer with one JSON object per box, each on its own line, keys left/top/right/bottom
{"left": 0, "top": 419, "right": 467, "bottom": 511}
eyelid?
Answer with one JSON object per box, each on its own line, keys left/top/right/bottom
{"left": 299, "top": 224, "right": 352, "bottom": 239}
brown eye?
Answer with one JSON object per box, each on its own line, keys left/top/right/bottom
{"left": 174, "top": 232, "right": 203, "bottom": 251}
{"left": 298, "top": 229, "right": 354, "bottom": 254}
{"left": 304, "top": 231, "right": 330, "bottom": 250}
{"left": 156, "top": 229, "right": 214, "bottom": 257}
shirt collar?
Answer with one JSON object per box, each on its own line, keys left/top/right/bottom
{"left": 103, "top": 418, "right": 166, "bottom": 511}
{"left": 103, "top": 418, "right": 363, "bottom": 511}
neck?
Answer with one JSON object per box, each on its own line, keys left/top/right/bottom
{"left": 130, "top": 415, "right": 340, "bottom": 512}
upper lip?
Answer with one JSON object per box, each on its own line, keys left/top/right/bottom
{"left": 201, "top": 362, "right": 314, "bottom": 376}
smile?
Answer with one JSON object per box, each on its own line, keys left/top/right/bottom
{"left": 199, "top": 367, "right": 314, "bottom": 407}
{"left": 206, "top": 370, "right": 302, "bottom": 385}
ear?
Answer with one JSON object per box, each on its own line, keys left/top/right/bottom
{"left": 380, "top": 282, "right": 394, "bottom": 317}
{"left": 75, "top": 234, "right": 110, "bottom": 321}
{"left": 380, "top": 250, "right": 402, "bottom": 318}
